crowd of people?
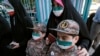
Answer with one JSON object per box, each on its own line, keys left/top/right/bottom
{"left": 0, "top": 0, "right": 100, "bottom": 56}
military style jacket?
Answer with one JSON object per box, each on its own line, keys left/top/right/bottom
{"left": 26, "top": 39, "right": 48, "bottom": 56}
{"left": 46, "top": 42, "right": 78, "bottom": 56}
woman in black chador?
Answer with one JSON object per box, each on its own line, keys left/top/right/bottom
{"left": 7, "top": 0, "right": 33, "bottom": 56}
{"left": 45, "top": 0, "right": 91, "bottom": 56}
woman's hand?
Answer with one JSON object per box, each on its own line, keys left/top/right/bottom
{"left": 10, "top": 42, "right": 20, "bottom": 49}
{"left": 77, "top": 46, "right": 89, "bottom": 56}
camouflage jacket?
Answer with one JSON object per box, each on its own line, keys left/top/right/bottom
{"left": 46, "top": 42, "right": 78, "bottom": 56}
{"left": 26, "top": 39, "right": 48, "bottom": 56}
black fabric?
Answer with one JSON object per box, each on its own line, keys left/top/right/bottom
{"left": 45, "top": 0, "right": 92, "bottom": 50}
{"left": 92, "top": 45, "right": 100, "bottom": 56}
{"left": 0, "top": 14, "right": 11, "bottom": 46}
{"left": 8, "top": 0, "right": 33, "bottom": 56}
{"left": 86, "top": 13, "right": 95, "bottom": 32}
{"left": 0, "top": 15, "right": 11, "bottom": 37}
{"left": 0, "top": 14, "right": 12, "bottom": 56}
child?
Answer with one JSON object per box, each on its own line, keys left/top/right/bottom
{"left": 47, "top": 19, "right": 88, "bottom": 56}
{"left": 26, "top": 23, "right": 47, "bottom": 56}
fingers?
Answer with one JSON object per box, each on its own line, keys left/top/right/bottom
{"left": 10, "top": 42, "right": 20, "bottom": 49}
{"left": 78, "top": 46, "right": 81, "bottom": 50}
{"left": 46, "top": 38, "right": 50, "bottom": 45}
{"left": 12, "top": 45, "right": 18, "bottom": 49}
{"left": 77, "top": 46, "right": 89, "bottom": 56}
{"left": 78, "top": 48, "right": 87, "bottom": 56}
{"left": 86, "top": 53, "right": 89, "bottom": 56}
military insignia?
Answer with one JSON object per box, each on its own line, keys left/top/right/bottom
{"left": 59, "top": 21, "right": 68, "bottom": 29}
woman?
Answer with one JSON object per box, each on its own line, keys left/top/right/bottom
{"left": 7, "top": 0, "right": 33, "bottom": 56}
{"left": 45, "top": 0, "right": 92, "bottom": 56}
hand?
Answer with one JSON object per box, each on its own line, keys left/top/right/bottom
{"left": 39, "top": 31, "right": 45, "bottom": 38}
{"left": 46, "top": 38, "right": 50, "bottom": 45}
{"left": 10, "top": 42, "right": 20, "bottom": 49}
{"left": 77, "top": 46, "right": 89, "bottom": 56}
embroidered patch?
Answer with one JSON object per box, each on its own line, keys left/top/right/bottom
{"left": 59, "top": 21, "right": 69, "bottom": 29}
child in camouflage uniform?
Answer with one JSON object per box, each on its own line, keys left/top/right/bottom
{"left": 26, "top": 23, "right": 47, "bottom": 56}
{"left": 47, "top": 19, "right": 86, "bottom": 56}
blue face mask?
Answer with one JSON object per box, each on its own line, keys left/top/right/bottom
{"left": 56, "top": 38, "right": 72, "bottom": 49}
{"left": 32, "top": 32, "right": 41, "bottom": 40}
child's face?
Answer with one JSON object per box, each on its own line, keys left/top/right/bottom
{"left": 57, "top": 32, "right": 79, "bottom": 46}
{"left": 32, "top": 30, "right": 46, "bottom": 40}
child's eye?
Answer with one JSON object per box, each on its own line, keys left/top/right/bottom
{"left": 61, "top": 36, "right": 67, "bottom": 40}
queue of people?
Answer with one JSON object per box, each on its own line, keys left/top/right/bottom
{"left": 0, "top": 0, "right": 100, "bottom": 56}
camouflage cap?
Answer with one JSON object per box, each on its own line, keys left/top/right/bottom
{"left": 27, "top": 23, "right": 46, "bottom": 32}
{"left": 50, "top": 19, "right": 80, "bottom": 35}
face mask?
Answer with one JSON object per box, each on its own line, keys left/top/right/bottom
{"left": 56, "top": 38, "right": 72, "bottom": 49}
{"left": 32, "top": 32, "right": 41, "bottom": 40}
{"left": 53, "top": 6, "right": 64, "bottom": 16}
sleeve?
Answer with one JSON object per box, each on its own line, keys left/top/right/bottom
{"left": 75, "top": 12, "right": 91, "bottom": 50}
{"left": 44, "top": 12, "right": 53, "bottom": 39}
{"left": 19, "top": 29, "right": 32, "bottom": 47}
{"left": 86, "top": 13, "right": 95, "bottom": 32}
{"left": 74, "top": 12, "right": 91, "bottom": 50}
{"left": 73, "top": 9, "right": 92, "bottom": 50}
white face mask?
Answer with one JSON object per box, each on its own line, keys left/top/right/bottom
{"left": 53, "top": 9, "right": 64, "bottom": 17}
{"left": 56, "top": 38, "right": 73, "bottom": 49}
{"left": 32, "top": 32, "right": 41, "bottom": 40}
{"left": 57, "top": 43, "right": 71, "bottom": 49}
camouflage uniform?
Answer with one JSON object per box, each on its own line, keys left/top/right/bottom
{"left": 26, "top": 39, "right": 48, "bottom": 56}
{"left": 47, "top": 42, "right": 78, "bottom": 56}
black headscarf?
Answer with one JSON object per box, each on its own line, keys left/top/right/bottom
{"left": 46, "top": 0, "right": 91, "bottom": 50}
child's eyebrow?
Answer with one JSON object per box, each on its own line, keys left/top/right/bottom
{"left": 58, "top": 35, "right": 67, "bottom": 38}
{"left": 60, "top": 36, "right": 67, "bottom": 40}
